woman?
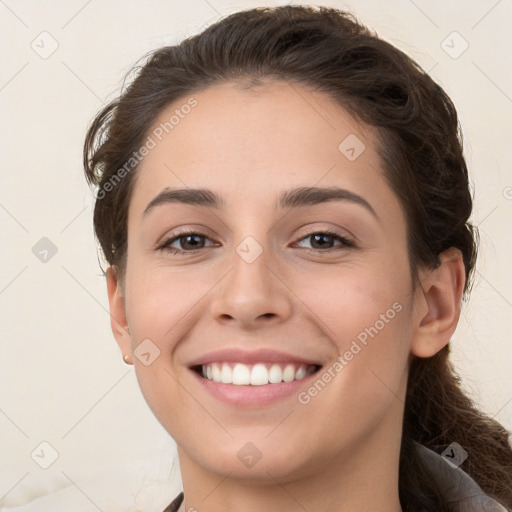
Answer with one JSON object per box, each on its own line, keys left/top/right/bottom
{"left": 83, "top": 6, "right": 512, "bottom": 512}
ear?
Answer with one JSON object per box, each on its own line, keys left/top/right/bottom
{"left": 410, "top": 247, "right": 467, "bottom": 358}
{"left": 106, "top": 266, "right": 132, "bottom": 364}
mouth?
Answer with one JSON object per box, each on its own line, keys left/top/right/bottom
{"left": 187, "top": 348, "right": 324, "bottom": 406}
{"left": 191, "top": 361, "right": 322, "bottom": 385}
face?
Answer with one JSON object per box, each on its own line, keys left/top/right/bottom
{"left": 109, "top": 80, "right": 425, "bottom": 483}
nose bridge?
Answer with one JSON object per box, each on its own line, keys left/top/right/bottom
{"left": 210, "top": 230, "right": 292, "bottom": 327}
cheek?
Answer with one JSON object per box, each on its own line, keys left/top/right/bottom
{"left": 291, "top": 277, "right": 412, "bottom": 454}
{"left": 294, "top": 259, "right": 413, "bottom": 399}
{"left": 124, "top": 262, "right": 204, "bottom": 346}
{"left": 124, "top": 267, "right": 193, "bottom": 432}
{"left": 295, "top": 256, "right": 411, "bottom": 345}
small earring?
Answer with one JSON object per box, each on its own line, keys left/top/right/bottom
{"left": 123, "top": 354, "right": 132, "bottom": 365}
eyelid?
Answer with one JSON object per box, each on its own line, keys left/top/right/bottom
{"left": 155, "top": 224, "right": 219, "bottom": 246}
{"left": 156, "top": 226, "right": 355, "bottom": 255}
{"left": 292, "top": 227, "right": 355, "bottom": 249}
{"left": 155, "top": 228, "right": 216, "bottom": 252}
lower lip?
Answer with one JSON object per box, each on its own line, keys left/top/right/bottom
{"left": 190, "top": 368, "right": 320, "bottom": 407}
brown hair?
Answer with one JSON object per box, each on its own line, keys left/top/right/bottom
{"left": 83, "top": 6, "right": 512, "bottom": 510}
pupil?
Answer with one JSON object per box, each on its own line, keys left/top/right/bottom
{"left": 183, "top": 234, "right": 203, "bottom": 249}
{"left": 313, "top": 234, "right": 332, "bottom": 248}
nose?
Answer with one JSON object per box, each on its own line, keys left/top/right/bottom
{"left": 209, "top": 245, "right": 293, "bottom": 330}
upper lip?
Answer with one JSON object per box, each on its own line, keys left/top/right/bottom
{"left": 187, "top": 348, "right": 322, "bottom": 367}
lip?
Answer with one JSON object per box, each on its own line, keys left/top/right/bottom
{"left": 190, "top": 366, "right": 321, "bottom": 407}
{"left": 187, "top": 348, "right": 323, "bottom": 407}
{"left": 187, "top": 347, "right": 322, "bottom": 367}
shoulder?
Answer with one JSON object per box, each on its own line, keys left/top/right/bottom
{"left": 416, "top": 443, "right": 508, "bottom": 511}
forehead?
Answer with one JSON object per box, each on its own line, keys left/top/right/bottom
{"left": 129, "top": 80, "right": 403, "bottom": 226}
{"left": 144, "top": 80, "right": 370, "bottom": 169}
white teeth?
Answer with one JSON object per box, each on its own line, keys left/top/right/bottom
{"left": 232, "top": 363, "right": 250, "bottom": 385}
{"left": 268, "top": 364, "right": 283, "bottom": 383}
{"left": 199, "top": 362, "right": 316, "bottom": 385}
{"left": 282, "top": 364, "right": 296, "bottom": 382}
{"left": 250, "top": 364, "right": 268, "bottom": 385}
{"left": 220, "top": 363, "right": 233, "bottom": 384}
{"left": 295, "top": 365, "right": 307, "bottom": 380}
{"left": 212, "top": 363, "right": 221, "bottom": 382}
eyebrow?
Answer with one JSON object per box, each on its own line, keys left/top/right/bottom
{"left": 143, "top": 186, "right": 379, "bottom": 221}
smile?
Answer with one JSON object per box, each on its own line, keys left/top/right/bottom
{"left": 188, "top": 348, "right": 324, "bottom": 406}
{"left": 196, "top": 362, "right": 320, "bottom": 385}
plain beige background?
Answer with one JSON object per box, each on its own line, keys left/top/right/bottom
{"left": 1, "top": 0, "right": 511, "bottom": 509}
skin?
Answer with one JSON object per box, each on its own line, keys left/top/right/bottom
{"left": 106, "top": 81, "right": 466, "bottom": 512}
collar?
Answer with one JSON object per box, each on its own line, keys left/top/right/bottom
{"left": 415, "top": 443, "right": 507, "bottom": 511}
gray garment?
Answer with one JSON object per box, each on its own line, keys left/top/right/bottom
{"left": 416, "top": 443, "right": 508, "bottom": 511}
{"left": 165, "top": 444, "right": 509, "bottom": 512}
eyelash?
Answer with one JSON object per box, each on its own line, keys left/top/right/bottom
{"left": 156, "top": 228, "right": 355, "bottom": 256}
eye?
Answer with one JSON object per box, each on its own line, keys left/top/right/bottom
{"left": 294, "top": 229, "right": 354, "bottom": 252}
{"left": 156, "top": 230, "right": 216, "bottom": 255}
{"left": 156, "top": 228, "right": 354, "bottom": 256}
